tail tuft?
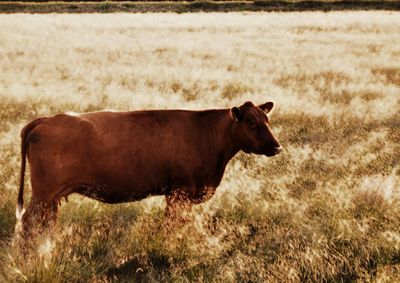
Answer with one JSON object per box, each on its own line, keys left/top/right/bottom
{"left": 16, "top": 205, "right": 25, "bottom": 221}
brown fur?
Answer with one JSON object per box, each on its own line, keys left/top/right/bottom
{"left": 17, "top": 101, "right": 281, "bottom": 234}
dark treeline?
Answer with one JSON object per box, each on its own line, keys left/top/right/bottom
{"left": 1, "top": 0, "right": 400, "bottom": 13}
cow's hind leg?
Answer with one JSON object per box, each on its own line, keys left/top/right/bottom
{"left": 20, "top": 197, "right": 58, "bottom": 239}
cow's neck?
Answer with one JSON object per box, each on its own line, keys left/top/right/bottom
{"left": 198, "top": 109, "right": 239, "bottom": 185}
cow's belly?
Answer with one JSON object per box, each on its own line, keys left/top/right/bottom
{"left": 75, "top": 182, "right": 169, "bottom": 204}
{"left": 47, "top": 152, "right": 193, "bottom": 204}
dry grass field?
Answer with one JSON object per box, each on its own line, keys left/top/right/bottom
{"left": 0, "top": 12, "right": 399, "bottom": 282}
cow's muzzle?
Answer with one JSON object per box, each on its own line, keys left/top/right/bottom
{"left": 264, "top": 145, "right": 283, "bottom": 157}
{"left": 274, "top": 146, "right": 283, "bottom": 155}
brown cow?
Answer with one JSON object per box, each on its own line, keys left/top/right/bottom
{"left": 17, "top": 101, "right": 282, "bottom": 234}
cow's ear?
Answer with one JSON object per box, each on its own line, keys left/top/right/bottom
{"left": 259, "top": 102, "right": 274, "bottom": 113}
{"left": 231, "top": 107, "right": 242, "bottom": 122}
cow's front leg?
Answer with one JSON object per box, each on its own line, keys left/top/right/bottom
{"left": 165, "top": 184, "right": 216, "bottom": 214}
{"left": 165, "top": 190, "right": 192, "bottom": 221}
{"left": 164, "top": 183, "right": 203, "bottom": 230}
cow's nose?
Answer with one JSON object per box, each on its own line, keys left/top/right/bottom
{"left": 274, "top": 146, "right": 283, "bottom": 154}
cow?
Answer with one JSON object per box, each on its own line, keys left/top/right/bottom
{"left": 16, "top": 101, "right": 282, "bottom": 235}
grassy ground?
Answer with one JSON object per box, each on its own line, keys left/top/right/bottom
{"left": 1, "top": 1, "right": 400, "bottom": 13}
{"left": 0, "top": 12, "right": 399, "bottom": 282}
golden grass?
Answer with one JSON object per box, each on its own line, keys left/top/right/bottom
{"left": 0, "top": 12, "right": 399, "bottom": 282}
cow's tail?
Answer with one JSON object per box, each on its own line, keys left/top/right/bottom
{"left": 16, "top": 118, "right": 42, "bottom": 220}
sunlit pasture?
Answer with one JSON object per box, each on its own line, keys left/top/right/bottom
{"left": 0, "top": 12, "right": 399, "bottom": 282}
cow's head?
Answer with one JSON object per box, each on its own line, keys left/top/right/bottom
{"left": 231, "top": 101, "right": 282, "bottom": 157}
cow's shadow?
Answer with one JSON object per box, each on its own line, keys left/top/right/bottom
{"left": 105, "top": 257, "right": 146, "bottom": 282}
